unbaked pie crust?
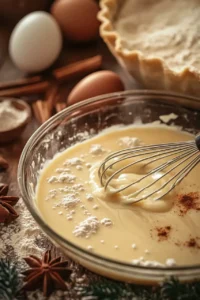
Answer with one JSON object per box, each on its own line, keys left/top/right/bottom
{"left": 98, "top": 0, "right": 200, "bottom": 96}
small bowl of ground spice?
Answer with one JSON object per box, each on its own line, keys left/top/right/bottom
{"left": 0, "top": 98, "right": 31, "bottom": 143}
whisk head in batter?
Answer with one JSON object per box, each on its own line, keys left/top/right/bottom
{"left": 98, "top": 135, "right": 200, "bottom": 204}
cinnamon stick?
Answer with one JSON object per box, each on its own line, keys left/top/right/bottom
{"left": 53, "top": 55, "right": 102, "bottom": 82}
{"left": 55, "top": 102, "right": 67, "bottom": 113}
{"left": 32, "top": 100, "right": 52, "bottom": 124}
{"left": 0, "top": 55, "right": 102, "bottom": 95}
{"left": 0, "top": 55, "right": 102, "bottom": 96}
{"left": 0, "top": 81, "right": 50, "bottom": 97}
{"left": 0, "top": 76, "right": 42, "bottom": 90}
{"left": 45, "top": 84, "right": 59, "bottom": 114}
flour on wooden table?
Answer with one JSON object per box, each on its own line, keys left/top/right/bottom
{"left": 0, "top": 198, "right": 44, "bottom": 260}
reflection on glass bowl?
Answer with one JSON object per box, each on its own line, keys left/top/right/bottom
{"left": 18, "top": 90, "right": 200, "bottom": 284}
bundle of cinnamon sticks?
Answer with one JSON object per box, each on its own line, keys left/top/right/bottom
{"left": 0, "top": 55, "right": 102, "bottom": 124}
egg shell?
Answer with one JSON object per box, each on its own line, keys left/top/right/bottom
{"left": 9, "top": 12, "right": 62, "bottom": 73}
{"left": 68, "top": 70, "right": 124, "bottom": 105}
{"left": 51, "top": 0, "right": 99, "bottom": 42}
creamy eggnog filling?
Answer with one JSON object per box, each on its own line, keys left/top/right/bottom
{"left": 36, "top": 125, "right": 200, "bottom": 267}
{"left": 114, "top": 0, "right": 200, "bottom": 72}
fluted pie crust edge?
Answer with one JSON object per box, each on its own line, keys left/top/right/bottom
{"left": 98, "top": 0, "right": 200, "bottom": 97}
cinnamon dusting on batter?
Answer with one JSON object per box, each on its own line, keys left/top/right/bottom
{"left": 177, "top": 192, "right": 200, "bottom": 215}
{"left": 185, "top": 238, "right": 200, "bottom": 249}
{"left": 156, "top": 226, "right": 171, "bottom": 241}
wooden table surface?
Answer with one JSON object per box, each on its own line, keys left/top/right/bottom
{"left": 0, "top": 26, "right": 138, "bottom": 197}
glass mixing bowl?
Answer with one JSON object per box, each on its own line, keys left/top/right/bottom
{"left": 18, "top": 90, "right": 200, "bottom": 284}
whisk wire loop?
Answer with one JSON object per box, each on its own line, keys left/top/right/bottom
{"left": 112, "top": 148, "right": 198, "bottom": 195}
{"left": 103, "top": 147, "right": 196, "bottom": 191}
{"left": 98, "top": 138, "right": 200, "bottom": 204}
{"left": 99, "top": 141, "right": 195, "bottom": 177}
{"left": 100, "top": 142, "right": 196, "bottom": 188}
{"left": 124, "top": 150, "right": 199, "bottom": 203}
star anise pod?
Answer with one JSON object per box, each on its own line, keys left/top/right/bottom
{"left": 0, "top": 156, "right": 9, "bottom": 171}
{"left": 22, "top": 250, "right": 72, "bottom": 297}
{"left": 0, "top": 183, "right": 19, "bottom": 224}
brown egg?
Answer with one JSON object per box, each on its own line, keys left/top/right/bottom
{"left": 51, "top": 0, "right": 99, "bottom": 42}
{"left": 68, "top": 70, "right": 125, "bottom": 105}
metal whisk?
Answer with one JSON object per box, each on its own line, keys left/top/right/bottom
{"left": 98, "top": 135, "right": 200, "bottom": 204}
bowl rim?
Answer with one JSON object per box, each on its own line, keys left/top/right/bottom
{"left": 18, "top": 90, "right": 200, "bottom": 278}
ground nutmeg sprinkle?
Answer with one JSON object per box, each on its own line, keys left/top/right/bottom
{"left": 156, "top": 226, "right": 171, "bottom": 241}
{"left": 185, "top": 238, "right": 200, "bottom": 249}
{"left": 177, "top": 192, "right": 200, "bottom": 215}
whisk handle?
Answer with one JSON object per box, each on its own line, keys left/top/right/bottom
{"left": 195, "top": 134, "right": 200, "bottom": 150}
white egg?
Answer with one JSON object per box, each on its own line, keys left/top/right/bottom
{"left": 9, "top": 12, "right": 62, "bottom": 73}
